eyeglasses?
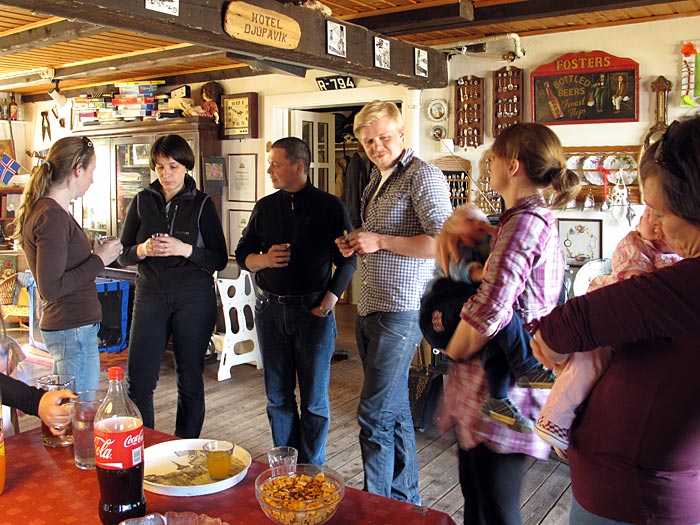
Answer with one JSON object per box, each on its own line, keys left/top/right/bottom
{"left": 653, "top": 120, "right": 683, "bottom": 179}
{"left": 74, "top": 136, "right": 94, "bottom": 168}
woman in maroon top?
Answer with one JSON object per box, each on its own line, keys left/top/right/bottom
{"left": 533, "top": 117, "right": 700, "bottom": 525}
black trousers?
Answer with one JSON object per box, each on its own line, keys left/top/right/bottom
{"left": 127, "top": 281, "right": 217, "bottom": 438}
{"left": 459, "top": 444, "right": 527, "bottom": 525}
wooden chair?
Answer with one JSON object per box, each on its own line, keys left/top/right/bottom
{"left": 0, "top": 272, "right": 31, "bottom": 330}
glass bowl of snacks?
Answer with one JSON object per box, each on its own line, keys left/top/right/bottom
{"left": 255, "top": 464, "right": 345, "bottom": 525}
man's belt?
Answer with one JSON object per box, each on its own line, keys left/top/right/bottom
{"left": 258, "top": 289, "right": 323, "bottom": 307}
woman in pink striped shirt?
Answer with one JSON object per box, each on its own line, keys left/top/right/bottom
{"left": 438, "top": 123, "right": 579, "bottom": 525}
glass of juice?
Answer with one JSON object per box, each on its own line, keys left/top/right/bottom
{"left": 203, "top": 440, "right": 234, "bottom": 481}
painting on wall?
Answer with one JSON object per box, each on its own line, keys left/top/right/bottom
{"left": 531, "top": 50, "right": 639, "bottom": 124}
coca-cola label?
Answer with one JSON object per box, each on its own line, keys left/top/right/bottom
{"left": 95, "top": 425, "right": 144, "bottom": 470}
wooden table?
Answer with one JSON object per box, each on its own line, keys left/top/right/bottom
{"left": 1, "top": 428, "right": 457, "bottom": 525}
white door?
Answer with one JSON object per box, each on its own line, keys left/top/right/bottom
{"left": 290, "top": 110, "right": 335, "bottom": 195}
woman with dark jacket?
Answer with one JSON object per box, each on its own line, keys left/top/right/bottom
{"left": 119, "top": 134, "right": 227, "bottom": 438}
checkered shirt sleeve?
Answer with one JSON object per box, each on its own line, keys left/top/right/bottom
{"left": 357, "top": 149, "right": 452, "bottom": 316}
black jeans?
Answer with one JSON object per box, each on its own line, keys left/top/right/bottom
{"left": 459, "top": 444, "right": 527, "bottom": 525}
{"left": 127, "top": 281, "right": 217, "bottom": 438}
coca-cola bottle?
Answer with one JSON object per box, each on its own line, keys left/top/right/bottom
{"left": 94, "top": 366, "right": 146, "bottom": 525}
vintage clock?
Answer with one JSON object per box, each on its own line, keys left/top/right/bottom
{"left": 221, "top": 92, "right": 259, "bottom": 139}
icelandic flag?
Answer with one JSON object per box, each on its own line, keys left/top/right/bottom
{"left": 1, "top": 153, "right": 20, "bottom": 184}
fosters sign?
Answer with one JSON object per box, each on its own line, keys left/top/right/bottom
{"left": 531, "top": 51, "right": 639, "bottom": 125}
{"left": 224, "top": 2, "right": 301, "bottom": 49}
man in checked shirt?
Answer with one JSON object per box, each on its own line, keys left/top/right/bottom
{"left": 336, "top": 100, "right": 452, "bottom": 504}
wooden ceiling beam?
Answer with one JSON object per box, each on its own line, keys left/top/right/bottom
{"left": 356, "top": 0, "right": 671, "bottom": 35}
{"left": 349, "top": 0, "right": 475, "bottom": 35}
{"left": 0, "top": 19, "right": 105, "bottom": 55}
{"left": 1, "top": 0, "right": 447, "bottom": 88}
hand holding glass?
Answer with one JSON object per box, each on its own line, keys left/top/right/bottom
{"left": 37, "top": 374, "right": 75, "bottom": 447}
{"left": 203, "top": 440, "right": 234, "bottom": 480}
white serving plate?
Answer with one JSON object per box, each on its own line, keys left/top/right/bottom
{"left": 143, "top": 439, "right": 250, "bottom": 497}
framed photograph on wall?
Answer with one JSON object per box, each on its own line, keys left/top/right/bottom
{"left": 229, "top": 209, "right": 251, "bottom": 257}
{"left": 414, "top": 48, "right": 428, "bottom": 77}
{"left": 326, "top": 21, "right": 346, "bottom": 58}
{"left": 558, "top": 218, "right": 603, "bottom": 266}
{"left": 227, "top": 153, "right": 257, "bottom": 203}
{"left": 374, "top": 37, "right": 390, "bottom": 70}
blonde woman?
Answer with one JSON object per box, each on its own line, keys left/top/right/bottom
{"left": 12, "top": 136, "right": 122, "bottom": 390}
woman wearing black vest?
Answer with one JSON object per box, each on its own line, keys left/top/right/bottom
{"left": 119, "top": 134, "right": 227, "bottom": 438}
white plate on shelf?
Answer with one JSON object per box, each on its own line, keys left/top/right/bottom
{"left": 143, "top": 439, "right": 251, "bottom": 497}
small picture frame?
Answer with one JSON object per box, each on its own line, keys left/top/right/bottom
{"left": 374, "top": 37, "right": 391, "bottom": 70}
{"left": 326, "top": 21, "right": 346, "bottom": 58}
{"left": 229, "top": 209, "right": 252, "bottom": 257}
{"left": 558, "top": 218, "right": 603, "bottom": 266}
{"left": 203, "top": 156, "right": 226, "bottom": 183}
{"left": 227, "top": 153, "right": 257, "bottom": 203}
{"left": 414, "top": 48, "right": 428, "bottom": 77}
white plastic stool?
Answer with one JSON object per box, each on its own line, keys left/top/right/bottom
{"left": 215, "top": 270, "right": 263, "bottom": 381}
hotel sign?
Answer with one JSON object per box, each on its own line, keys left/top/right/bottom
{"left": 224, "top": 2, "right": 301, "bottom": 49}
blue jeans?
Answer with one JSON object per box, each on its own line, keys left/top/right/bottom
{"left": 356, "top": 310, "right": 422, "bottom": 505}
{"left": 481, "top": 311, "right": 537, "bottom": 399}
{"left": 127, "top": 282, "right": 217, "bottom": 438}
{"left": 42, "top": 323, "right": 101, "bottom": 391}
{"left": 255, "top": 298, "right": 337, "bottom": 465}
{"left": 570, "top": 497, "right": 635, "bottom": 524}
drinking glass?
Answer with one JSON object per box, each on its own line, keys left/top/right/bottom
{"left": 36, "top": 374, "right": 75, "bottom": 447}
{"left": 71, "top": 390, "right": 103, "bottom": 469}
{"left": 203, "top": 440, "right": 234, "bottom": 480}
{"left": 267, "top": 446, "right": 298, "bottom": 477}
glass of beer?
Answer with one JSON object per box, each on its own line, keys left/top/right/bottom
{"left": 203, "top": 440, "right": 234, "bottom": 480}
{"left": 36, "top": 374, "right": 75, "bottom": 447}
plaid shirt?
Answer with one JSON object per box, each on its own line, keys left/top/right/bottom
{"left": 357, "top": 149, "right": 452, "bottom": 316}
{"left": 439, "top": 194, "right": 563, "bottom": 458}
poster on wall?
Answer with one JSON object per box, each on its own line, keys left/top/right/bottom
{"left": 681, "top": 40, "right": 700, "bottom": 107}
{"left": 531, "top": 51, "right": 639, "bottom": 125}
{"left": 229, "top": 209, "right": 251, "bottom": 257}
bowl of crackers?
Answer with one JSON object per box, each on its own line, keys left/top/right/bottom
{"left": 255, "top": 464, "right": 345, "bottom": 525}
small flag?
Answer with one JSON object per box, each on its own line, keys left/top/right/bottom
{"left": 1, "top": 153, "right": 21, "bottom": 184}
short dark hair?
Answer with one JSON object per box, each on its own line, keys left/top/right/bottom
{"left": 271, "top": 137, "right": 310, "bottom": 173}
{"left": 149, "top": 134, "right": 195, "bottom": 171}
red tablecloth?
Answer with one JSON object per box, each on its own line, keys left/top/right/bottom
{"left": 1, "top": 428, "right": 456, "bottom": 525}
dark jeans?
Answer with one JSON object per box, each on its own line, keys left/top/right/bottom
{"left": 481, "top": 310, "right": 537, "bottom": 399}
{"left": 127, "top": 281, "right": 217, "bottom": 438}
{"left": 459, "top": 444, "right": 527, "bottom": 525}
{"left": 255, "top": 297, "right": 337, "bottom": 465}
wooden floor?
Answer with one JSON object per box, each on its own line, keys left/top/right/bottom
{"left": 16, "top": 303, "right": 572, "bottom": 524}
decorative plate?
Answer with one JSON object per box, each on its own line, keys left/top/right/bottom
{"left": 143, "top": 439, "right": 251, "bottom": 497}
{"left": 430, "top": 125, "right": 447, "bottom": 141}
{"left": 427, "top": 100, "right": 448, "bottom": 121}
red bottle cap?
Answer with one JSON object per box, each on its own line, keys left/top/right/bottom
{"left": 108, "top": 366, "right": 124, "bottom": 381}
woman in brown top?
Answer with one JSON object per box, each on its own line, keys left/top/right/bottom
{"left": 12, "top": 136, "right": 122, "bottom": 391}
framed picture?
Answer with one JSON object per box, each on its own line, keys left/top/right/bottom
{"left": 414, "top": 48, "right": 428, "bottom": 77}
{"left": 229, "top": 209, "right": 251, "bottom": 257}
{"left": 531, "top": 51, "right": 639, "bottom": 124}
{"left": 374, "top": 37, "right": 390, "bottom": 70}
{"left": 221, "top": 92, "right": 259, "bottom": 139}
{"left": 326, "top": 21, "right": 346, "bottom": 58}
{"left": 228, "top": 153, "right": 257, "bottom": 203}
{"left": 558, "top": 218, "right": 603, "bottom": 266}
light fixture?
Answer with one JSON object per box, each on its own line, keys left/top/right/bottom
{"left": 48, "top": 80, "right": 68, "bottom": 108}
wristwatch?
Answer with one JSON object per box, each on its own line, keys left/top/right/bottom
{"left": 318, "top": 305, "right": 333, "bottom": 317}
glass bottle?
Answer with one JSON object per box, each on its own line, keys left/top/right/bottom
{"left": 8, "top": 95, "right": 17, "bottom": 121}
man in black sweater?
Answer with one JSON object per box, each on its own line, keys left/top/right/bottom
{"left": 235, "top": 137, "right": 356, "bottom": 465}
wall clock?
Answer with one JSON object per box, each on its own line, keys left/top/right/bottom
{"left": 221, "top": 92, "right": 259, "bottom": 139}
